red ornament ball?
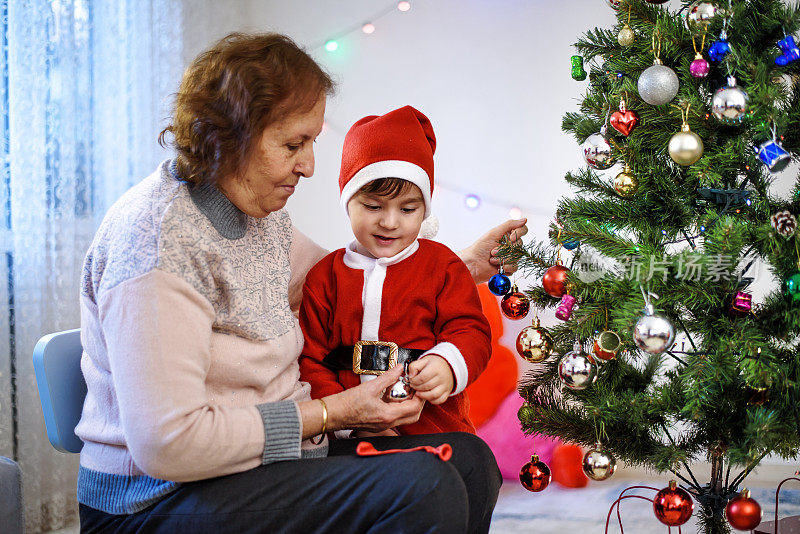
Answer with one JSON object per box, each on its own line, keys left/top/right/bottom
{"left": 725, "top": 490, "right": 762, "bottom": 531}
{"left": 542, "top": 265, "right": 570, "bottom": 298}
{"left": 519, "top": 454, "right": 551, "bottom": 492}
{"left": 501, "top": 285, "right": 530, "bottom": 320}
{"left": 653, "top": 481, "right": 694, "bottom": 526}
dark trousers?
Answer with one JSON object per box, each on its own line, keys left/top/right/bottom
{"left": 79, "top": 432, "right": 501, "bottom": 534}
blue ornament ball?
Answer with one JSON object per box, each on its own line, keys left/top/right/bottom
{"left": 708, "top": 38, "right": 731, "bottom": 62}
{"left": 488, "top": 273, "right": 512, "bottom": 296}
{"left": 563, "top": 238, "right": 580, "bottom": 250}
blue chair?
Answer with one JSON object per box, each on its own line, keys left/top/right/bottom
{"left": 32, "top": 328, "right": 86, "bottom": 453}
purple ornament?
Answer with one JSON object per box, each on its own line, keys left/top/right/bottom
{"left": 690, "top": 55, "right": 710, "bottom": 78}
{"left": 775, "top": 35, "right": 800, "bottom": 66}
{"left": 729, "top": 291, "right": 752, "bottom": 317}
{"left": 555, "top": 294, "right": 577, "bottom": 321}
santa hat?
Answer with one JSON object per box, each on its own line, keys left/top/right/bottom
{"left": 339, "top": 105, "right": 436, "bottom": 219}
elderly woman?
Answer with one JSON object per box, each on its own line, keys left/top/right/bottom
{"left": 77, "top": 33, "right": 527, "bottom": 533}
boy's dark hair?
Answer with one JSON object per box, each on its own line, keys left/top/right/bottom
{"left": 357, "top": 178, "right": 420, "bottom": 199}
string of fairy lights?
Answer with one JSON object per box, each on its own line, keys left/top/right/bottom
{"left": 310, "top": 0, "right": 545, "bottom": 219}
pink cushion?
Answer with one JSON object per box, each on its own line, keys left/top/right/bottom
{"left": 477, "top": 392, "right": 560, "bottom": 479}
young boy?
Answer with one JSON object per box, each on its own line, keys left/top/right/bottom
{"left": 298, "top": 105, "right": 492, "bottom": 436}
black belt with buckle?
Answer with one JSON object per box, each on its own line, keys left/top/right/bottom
{"left": 323, "top": 341, "right": 425, "bottom": 375}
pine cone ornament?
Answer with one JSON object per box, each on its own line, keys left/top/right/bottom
{"left": 771, "top": 210, "right": 797, "bottom": 237}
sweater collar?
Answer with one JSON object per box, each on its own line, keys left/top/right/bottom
{"left": 169, "top": 159, "right": 248, "bottom": 240}
{"left": 343, "top": 239, "right": 419, "bottom": 271}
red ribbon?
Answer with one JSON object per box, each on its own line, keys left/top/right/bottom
{"left": 356, "top": 441, "right": 452, "bottom": 461}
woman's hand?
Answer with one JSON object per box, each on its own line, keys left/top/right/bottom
{"left": 322, "top": 365, "right": 425, "bottom": 434}
{"left": 458, "top": 218, "right": 528, "bottom": 284}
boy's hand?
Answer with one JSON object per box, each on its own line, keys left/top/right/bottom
{"left": 408, "top": 355, "right": 454, "bottom": 405}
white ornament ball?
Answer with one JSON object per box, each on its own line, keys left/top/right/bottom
{"left": 633, "top": 311, "right": 675, "bottom": 355}
{"left": 582, "top": 132, "right": 615, "bottom": 170}
{"left": 668, "top": 129, "right": 704, "bottom": 166}
{"left": 712, "top": 82, "right": 749, "bottom": 124}
{"left": 638, "top": 64, "right": 680, "bottom": 106}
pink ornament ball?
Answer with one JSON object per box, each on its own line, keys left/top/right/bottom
{"left": 690, "top": 58, "right": 710, "bottom": 78}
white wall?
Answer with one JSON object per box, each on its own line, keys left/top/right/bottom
{"left": 182, "top": 0, "right": 616, "bottom": 253}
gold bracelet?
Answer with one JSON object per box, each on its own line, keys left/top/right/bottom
{"left": 310, "top": 398, "right": 327, "bottom": 445}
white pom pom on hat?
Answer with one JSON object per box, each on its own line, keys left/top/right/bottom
{"left": 418, "top": 213, "right": 439, "bottom": 239}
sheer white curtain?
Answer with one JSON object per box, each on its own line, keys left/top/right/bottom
{"left": 1, "top": 1, "right": 182, "bottom": 531}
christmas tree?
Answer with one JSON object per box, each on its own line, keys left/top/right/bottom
{"left": 501, "top": 1, "right": 800, "bottom": 532}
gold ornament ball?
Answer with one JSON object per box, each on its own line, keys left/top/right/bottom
{"left": 617, "top": 25, "right": 635, "bottom": 47}
{"left": 516, "top": 317, "right": 554, "bottom": 363}
{"left": 614, "top": 168, "right": 638, "bottom": 198}
{"left": 668, "top": 129, "right": 704, "bottom": 166}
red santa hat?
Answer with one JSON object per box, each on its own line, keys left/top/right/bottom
{"left": 339, "top": 105, "right": 436, "bottom": 218}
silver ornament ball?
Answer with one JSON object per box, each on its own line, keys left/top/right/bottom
{"left": 388, "top": 376, "right": 414, "bottom": 401}
{"left": 633, "top": 308, "right": 675, "bottom": 355}
{"left": 687, "top": 1, "right": 719, "bottom": 32}
{"left": 583, "top": 445, "right": 617, "bottom": 481}
{"left": 558, "top": 348, "right": 597, "bottom": 390}
{"left": 582, "top": 132, "right": 615, "bottom": 170}
{"left": 638, "top": 63, "right": 680, "bottom": 106}
{"left": 668, "top": 128, "right": 704, "bottom": 166}
{"left": 712, "top": 78, "right": 749, "bottom": 124}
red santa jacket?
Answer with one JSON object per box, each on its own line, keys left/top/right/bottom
{"left": 299, "top": 239, "right": 492, "bottom": 434}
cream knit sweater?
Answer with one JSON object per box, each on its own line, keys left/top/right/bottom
{"left": 76, "top": 160, "right": 327, "bottom": 514}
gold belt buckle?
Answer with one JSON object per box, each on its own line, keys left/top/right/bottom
{"left": 353, "top": 340, "right": 399, "bottom": 375}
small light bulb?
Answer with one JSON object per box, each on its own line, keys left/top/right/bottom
{"left": 464, "top": 194, "right": 480, "bottom": 210}
{"left": 700, "top": 225, "right": 706, "bottom": 232}
{"left": 509, "top": 206, "right": 523, "bottom": 219}
{"left": 397, "top": 1, "right": 411, "bottom": 11}
{"left": 362, "top": 23, "right": 375, "bottom": 34}
{"left": 324, "top": 40, "right": 339, "bottom": 52}
{"left": 745, "top": 198, "right": 752, "bottom": 206}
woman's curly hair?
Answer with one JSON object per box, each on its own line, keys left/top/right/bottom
{"left": 159, "top": 33, "right": 335, "bottom": 185}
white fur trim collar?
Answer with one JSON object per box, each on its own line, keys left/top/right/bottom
{"left": 342, "top": 239, "right": 419, "bottom": 271}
